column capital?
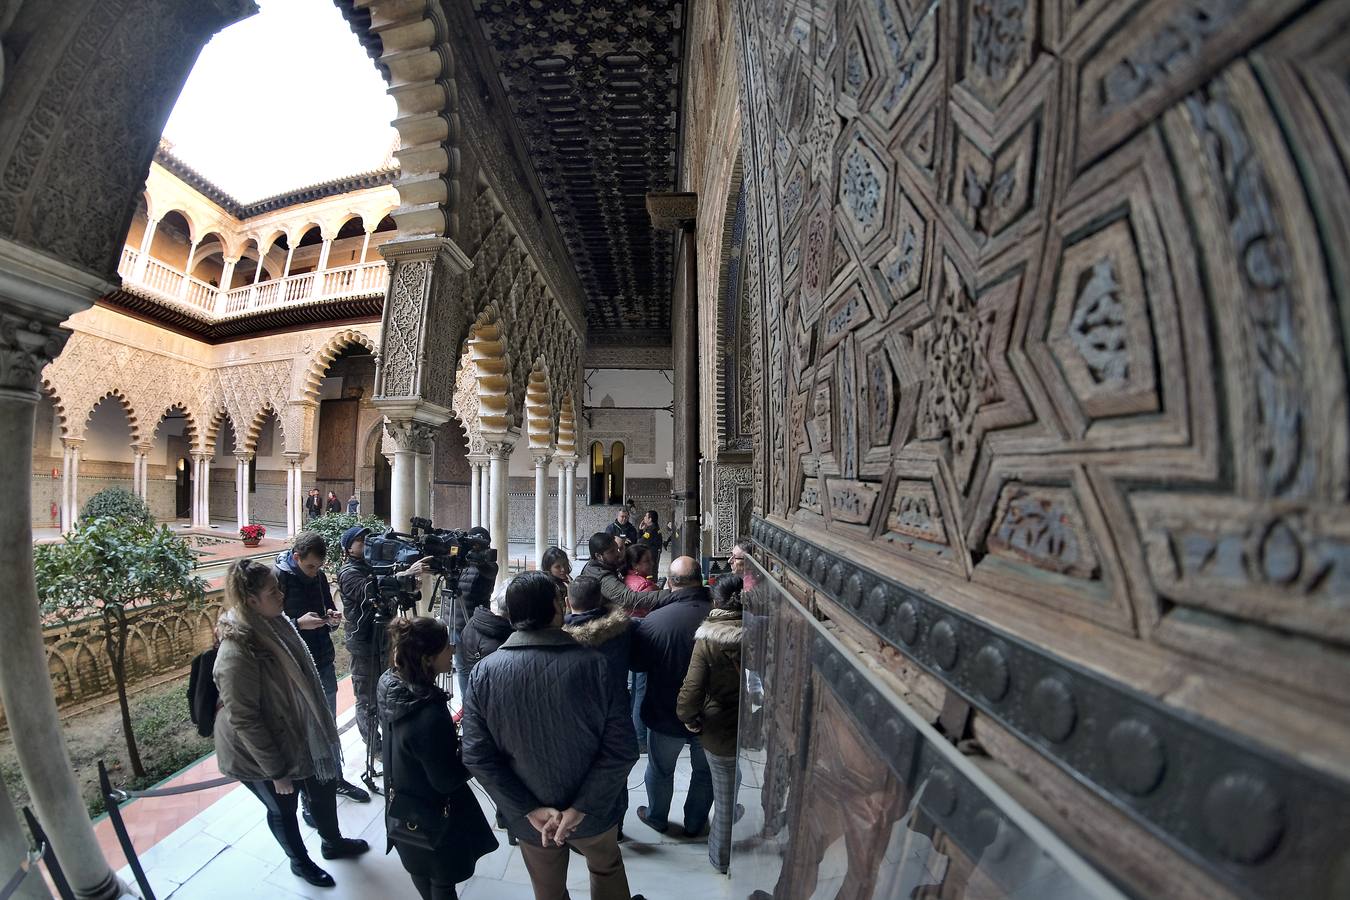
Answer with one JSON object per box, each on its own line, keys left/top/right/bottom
{"left": 61, "top": 436, "right": 86, "bottom": 450}
{"left": 645, "top": 192, "right": 698, "bottom": 231}
{"left": 385, "top": 417, "right": 439, "bottom": 454}
{"left": 133, "top": 442, "right": 154, "bottom": 455}
{"left": 233, "top": 451, "right": 255, "bottom": 464}
{"left": 532, "top": 451, "right": 553, "bottom": 467}
{"left": 0, "top": 311, "right": 69, "bottom": 395}
{"left": 190, "top": 451, "right": 212, "bottom": 464}
{"left": 283, "top": 451, "right": 307, "bottom": 464}
{"left": 466, "top": 453, "right": 489, "bottom": 466}
{"left": 485, "top": 432, "right": 519, "bottom": 459}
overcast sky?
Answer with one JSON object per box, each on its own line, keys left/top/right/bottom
{"left": 161, "top": 0, "right": 398, "bottom": 203}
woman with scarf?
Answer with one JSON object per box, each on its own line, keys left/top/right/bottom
{"left": 214, "top": 559, "right": 370, "bottom": 888}
{"left": 378, "top": 617, "right": 497, "bottom": 899}
{"left": 677, "top": 574, "right": 746, "bottom": 874}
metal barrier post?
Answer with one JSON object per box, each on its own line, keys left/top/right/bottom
{"left": 19, "top": 810, "right": 68, "bottom": 900}
{"left": 96, "top": 763, "right": 154, "bottom": 900}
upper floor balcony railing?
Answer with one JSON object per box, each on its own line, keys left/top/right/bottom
{"left": 116, "top": 246, "right": 388, "bottom": 320}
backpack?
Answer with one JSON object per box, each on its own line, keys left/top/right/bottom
{"left": 187, "top": 647, "right": 220, "bottom": 737}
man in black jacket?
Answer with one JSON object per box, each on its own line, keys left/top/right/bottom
{"left": 438, "top": 526, "right": 498, "bottom": 699}
{"left": 629, "top": 556, "right": 714, "bottom": 837}
{"left": 462, "top": 572, "right": 642, "bottom": 900}
{"left": 605, "top": 508, "right": 639, "bottom": 547}
{"left": 276, "top": 531, "right": 369, "bottom": 804}
{"left": 336, "top": 525, "right": 430, "bottom": 754}
{"left": 578, "top": 532, "right": 671, "bottom": 613}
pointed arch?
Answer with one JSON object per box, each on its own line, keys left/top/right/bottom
{"left": 525, "top": 360, "right": 554, "bottom": 451}
{"left": 151, "top": 403, "right": 199, "bottom": 446}
{"left": 302, "top": 329, "right": 379, "bottom": 402}
{"left": 241, "top": 403, "right": 287, "bottom": 455}
{"left": 557, "top": 393, "right": 578, "bottom": 457}
{"left": 40, "top": 378, "right": 70, "bottom": 440}
{"left": 201, "top": 406, "right": 238, "bottom": 454}
{"left": 464, "top": 306, "right": 514, "bottom": 439}
{"left": 83, "top": 389, "right": 142, "bottom": 445}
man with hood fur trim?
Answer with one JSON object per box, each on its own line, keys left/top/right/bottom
{"left": 563, "top": 576, "right": 634, "bottom": 700}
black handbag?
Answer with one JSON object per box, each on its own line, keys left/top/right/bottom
{"left": 385, "top": 723, "right": 452, "bottom": 851}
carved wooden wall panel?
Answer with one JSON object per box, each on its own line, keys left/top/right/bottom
{"left": 732, "top": 0, "right": 1350, "bottom": 897}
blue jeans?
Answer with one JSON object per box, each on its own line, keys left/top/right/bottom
{"left": 317, "top": 659, "right": 338, "bottom": 716}
{"left": 644, "top": 729, "right": 713, "bottom": 832}
{"left": 630, "top": 672, "right": 648, "bottom": 749}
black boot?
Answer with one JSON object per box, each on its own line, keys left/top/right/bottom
{"left": 321, "top": 837, "right": 370, "bottom": 860}
{"left": 289, "top": 858, "right": 335, "bottom": 887}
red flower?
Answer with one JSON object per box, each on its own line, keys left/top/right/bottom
{"left": 239, "top": 524, "right": 267, "bottom": 541}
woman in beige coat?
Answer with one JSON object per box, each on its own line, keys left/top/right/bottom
{"left": 677, "top": 575, "right": 745, "bottom": 874}
{"left": 214, "top": 559, "right": 369, "bottom": 888}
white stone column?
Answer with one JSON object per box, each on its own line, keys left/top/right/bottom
{"left": 0, "top": 306, "right": 125, "bottom": 898}
{"left": 215, "top": 255, "right": 239, "bottom": 313}
{"left": 414, "top": 449, "right": 432, "bottom": 520}
{"left": 564, "top": 459, "right": 577, "bottom": 555}
{"left": 469, "top": 458, "right": 483, "bottom": 527}
{"left": 557, "top": 463, "right": 566, "bottom": 552}
{"left": 61, "top": 439, "right": 83, "bottom": 533}
{"left": 137, "top": 444, "right": 152, "bottom": 500}
{"left": 130, "top": 447, "right": 141, "bottom": 499}
{"left": 235, "top": 452, "right": 252, "bottom": 533}
{"left": 132, "top": 216, "right": 159, "bottom": 281}
{"left": 311, "top": 238, "right": 333, "bottom": 298}
{"left": 359, "top": 230, "right": 373, "bottom": 264}
{"left": 284, "top": 461, "right": 295, "bottom": 536}
{"left": 386, "top": 419, "right": 437, "bottom": 533}
{"left": 191, "top": 452, "right": 210, "bottom": 529}
{"left": 534, "top": 452, "right": 551, "bottom": 567}
{"left": 487, "top": 437, "right": 516, "bottom": 586}
{"left": 178, "top": 238, "right": 200, "bottom": 299}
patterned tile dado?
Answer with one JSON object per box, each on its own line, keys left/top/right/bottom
{"left": 470, "top": 0, "right": 683, "bottom": 336}
{"left": 750, "top": 517, "right": 1350, "bottom": 900}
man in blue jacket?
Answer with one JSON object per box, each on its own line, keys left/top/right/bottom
{"left": 462, "top": 572, "right": 644, "bottom": 900}
{"left": 629, "top": 556, "right": 714, "bottom": 837}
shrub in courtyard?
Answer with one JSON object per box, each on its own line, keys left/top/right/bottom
{"left": 301, "top": 511, "right": 389, "bottom": 574}
{"left": 80, "top": 487, "right": 153, "bottom": 527}
{"left": 35, "top": 516, "right": 206, "bottom": 778}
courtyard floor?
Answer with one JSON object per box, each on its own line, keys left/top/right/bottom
{"left": 103, "top": 678, "right": 730, "bottom": 900}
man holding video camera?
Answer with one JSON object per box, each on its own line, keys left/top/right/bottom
{"left": 437, "top": 525, "right": 498, "bottom": 699}
{"left": 337, "top": 526, "right": 432, "bottom": 757}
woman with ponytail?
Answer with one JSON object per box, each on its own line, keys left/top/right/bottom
{"left": 214, "top": 559, "right": 370, "bottom": 888}
{"left": 677, "top": 574, "right": 746, "bottom": 873}
{"left": 377, "top": 617, "right": 496, "bottom": 900}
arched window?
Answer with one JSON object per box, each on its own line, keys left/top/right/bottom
{"left": 608, "top": 441, "right": 625, "bottom": 505}
{"left": 589, "top": 441, "right": 606, "bottom": 505}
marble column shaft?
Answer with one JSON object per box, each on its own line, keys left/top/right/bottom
{"left": 487, "top": 440, "right": 513, "bottom": 586}
{"left": 0, "top": 310, "right": 122, "bottom": 898}
{"left": 534, "top": 454, "right": 550, "bottom": 568}
{"left": 469, "top": 460, "right": 482, "bottom": 527}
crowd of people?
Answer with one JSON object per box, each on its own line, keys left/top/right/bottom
{"left": 213, "top": 515, "right": 760, "bottom": 898}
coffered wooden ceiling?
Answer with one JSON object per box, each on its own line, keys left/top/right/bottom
{"left": 471, "top": 0, "right": 684, "bottom": 343}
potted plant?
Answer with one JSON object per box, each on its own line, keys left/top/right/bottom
{"left": 239, "top": 524, "right": 267, "bottom": 547}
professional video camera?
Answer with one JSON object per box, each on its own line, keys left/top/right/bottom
{"left": 362, "top": 517, "right": 496, "bottom": 613}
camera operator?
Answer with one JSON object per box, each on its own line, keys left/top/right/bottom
{"left": 437, "top": 526, "right": 497, "bottom": 699}
{"left": 336, "top": 526, "right": 432, "bottom": 756}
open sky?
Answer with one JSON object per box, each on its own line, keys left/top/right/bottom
{"left": 161, "top": 0, "right": 398, "bottom": 203}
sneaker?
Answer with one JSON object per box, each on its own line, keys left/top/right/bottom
{"left": 636, "top": 806, "right": 669, "bottom": 835}
{"left": 320, "top": 837, "right": 370, "bottom": 860}
{"left": 335, "top": 779, "right": 370, "bottom": 802}
{"left": 289, "top": 859, "right": 334, "bottom": 887}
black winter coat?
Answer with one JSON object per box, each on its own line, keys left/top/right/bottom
{"left": 377, "top": 671, "right": 497, "bottom": 881}
{"left": 274, "top": 551, "right": 336, "bottom": 670}
{"left": 336, "top": 558, "right": 394, "bottom": 656}
{"left": 441, "top": 560, "right": 498, "bottom": 634}
{"left": 606, "top": 520, "right": 639, "bottom": 546}
{"left": 460, "top": 606, "right": 512, "bottom": 677}
{"left": 630, "top": 585, "right": 712, "bottom": 737}
{"left": 462, "top": 628, "right": 637, "bottom": 843}
{"left": 563, "top": 605, "right": 634, "bottom": 699}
